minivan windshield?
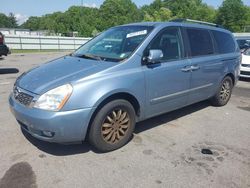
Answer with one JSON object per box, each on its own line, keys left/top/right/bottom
{"left": 243, "top": 48, "right": 250, "bottom": 56}
{"left": 237, "top": 39, "right": 250, "bottom": 49}
{"left": 73, "top": 25, "right": 153, "bottom": 62}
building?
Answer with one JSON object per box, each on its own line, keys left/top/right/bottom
{"left": 0, "top": 28, "right": 50, "bottom": 36}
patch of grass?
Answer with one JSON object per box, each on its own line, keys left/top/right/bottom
{"left": 11, "top": 49, "right": 71, "bottom": 54}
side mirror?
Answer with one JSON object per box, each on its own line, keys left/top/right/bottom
{"left": 145, "top": 49, "right": 163, "bottom": 64}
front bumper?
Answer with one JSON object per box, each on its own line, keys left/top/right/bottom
{"left": 9, "top": 94, "right": 94, "bottom": 143}
{"left": 240, "top": 65, "right": 250, "bottom": 78}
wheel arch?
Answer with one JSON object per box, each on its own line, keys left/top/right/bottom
{"left": 225, "top": 72, "right": 235, "bottom": 86}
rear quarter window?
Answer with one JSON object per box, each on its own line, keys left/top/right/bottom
{"left": 186, "top": 28, "right": 214, "bottom": 57}
{"left": 212, "top": 30, "right": 236, "bottom": 54}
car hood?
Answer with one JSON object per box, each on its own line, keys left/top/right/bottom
{"left": 242, "top": 54, "right": 250, "bottom": 65}
{"left": 17, "top": 56, "right": 116, "bottom": 94}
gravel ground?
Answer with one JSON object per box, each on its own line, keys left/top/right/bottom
{"left": 0, "top": 53, "right": 249, "bottom": 188}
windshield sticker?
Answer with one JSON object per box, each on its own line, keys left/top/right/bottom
{"left": 126, "top": 30, "right": 147, "bottom": 38}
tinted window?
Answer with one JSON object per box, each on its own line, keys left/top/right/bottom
{"left": 212, "top": 30, "right": 236, "bottom": 54}
{"left": 187, "top": 28, "right": 214, "bottom": 57}
{"left": 146, "top": 27, "right": 183, "bottom": 61}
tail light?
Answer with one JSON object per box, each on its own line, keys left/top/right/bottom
{"left": 0, "top": 34, "right": 4, "bottom": 44}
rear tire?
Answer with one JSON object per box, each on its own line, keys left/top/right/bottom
{"left": 88, "top": 99, "right": 136, "bottom": 152}
{"left": 210, "top": 76, "right": 233, "bottom": 106}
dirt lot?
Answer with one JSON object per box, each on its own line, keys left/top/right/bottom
{"left": 0, "top": 53, "right": 249, "bottom": 188}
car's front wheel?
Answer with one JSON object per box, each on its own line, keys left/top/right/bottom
{"left": 88, "top": 99, "right": 136, "bottom": 152}
{"left": 210, "top": 76, "right": 233, "bottom": 106}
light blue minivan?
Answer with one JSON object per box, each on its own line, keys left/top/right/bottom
{"left": 9, "top": 19, "right": 241, "bottom": 151}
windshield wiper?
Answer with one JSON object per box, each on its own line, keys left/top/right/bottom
{"left": 75, "top": 53, "right": 103, "bottom": 61}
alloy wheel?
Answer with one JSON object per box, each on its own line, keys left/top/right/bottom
{"left": 220, "top": 80, "right": 231, "bottom": 101}
{"left": 101, "top": 109, "right": 130, "bottom": 144}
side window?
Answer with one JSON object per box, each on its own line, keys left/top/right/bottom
{"left": 186, "top": 28, "right": 214, "bottom": 57}
{"left": 147, "top": 27, "right": 183, "bottom": 61}
{"left": 212, "top": 31, "right": 236, "bottom": 54}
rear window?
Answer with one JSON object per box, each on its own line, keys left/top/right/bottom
{"left": 212, "top": 30, "right": 236, "bottom": 54}
{"left": 186, "top": 28, "right": 214, "bottom": 57}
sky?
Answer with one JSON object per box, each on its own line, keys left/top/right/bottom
{"left": 1, "top": 0, "right": 250, "bottom": 24}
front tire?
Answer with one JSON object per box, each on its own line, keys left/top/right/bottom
{"left": 210, "top": 76, "right": 233, "bottom": 106}
{"left": 88, "top": 99, "right": 136, "bottom": 152}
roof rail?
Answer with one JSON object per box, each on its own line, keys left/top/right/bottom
{"left": 170, "top": 18, "right": 223, "bottom": 28}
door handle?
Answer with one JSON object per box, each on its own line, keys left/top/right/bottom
{"left": 190, "top": 65, "right": 200, "bottom": 71}
{"left": 181, "top": 66, "right": 191, "bottom": 72}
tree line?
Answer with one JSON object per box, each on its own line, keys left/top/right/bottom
{"left": 1, "top": 0, "right": 250, "bottom": 37}
{"left": 0, "top": 13, "right": 18, "bottom": 28}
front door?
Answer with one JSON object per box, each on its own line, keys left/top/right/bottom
{"left": 143, "top": 27, "right": 191, "bottom": 118}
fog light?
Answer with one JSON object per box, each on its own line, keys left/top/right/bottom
{"left": 42, "top": 131, "right": 54, "bottom": 138}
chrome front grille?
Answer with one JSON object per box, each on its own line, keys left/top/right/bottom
{"left": 13, "top": 87, "right": 34, "bottom": 107}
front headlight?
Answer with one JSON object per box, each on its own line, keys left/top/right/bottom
{"left": 34, "top": 84, "right": 73, "bottom": 111}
